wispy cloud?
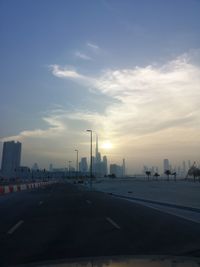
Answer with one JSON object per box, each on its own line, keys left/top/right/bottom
{"left": 50, "top": 64, "right": 96, "bottom": 88}
{"left": 50, "top": 64, "right": 82, "bottom": 79}
{"left": 87, "top": 42, "right": 99, "bottom": 50}
{"left": 75, "top": 51, "right": 92, "bottom": 61}
{"left": 0, "top": 115, "right": 66, "bottom": 142}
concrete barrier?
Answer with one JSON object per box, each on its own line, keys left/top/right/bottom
{"left": 0, "top": 180, "right": 57, "bottom": 196}
{"left": 0, "top": 186, "right": 4, "bottom": 194}
{"left": 9, "top": 185, "right": 13, "bottom": 193}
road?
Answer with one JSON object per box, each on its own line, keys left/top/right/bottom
{"left": 0, "top": 182, "right": 200, "bottom": 266}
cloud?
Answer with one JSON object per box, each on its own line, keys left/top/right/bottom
{"left": 75, "top": 51, "right": 92, "bottom": 61}
{"left": 49, "top": 51, "right": 200, "bottom": 159}
{"left": 50, "top": 64, "right": 82, "bottom": 79}
{"left": 49, "top": 64, "right": 96, "bottom": 88}
{"left": 87, "top": 42, "right": 99, "bottom": 50}
{"left": 8, "top": 51, "right": 200, "bottom": 144}
{"left": 0, "top": 115, "right": 66, "bottom": 142}
{"left": 50, "top": 52, "right": 200, "bottom": 131}
{"left": 2, "top": 50, "right": 200, "bottom": 170}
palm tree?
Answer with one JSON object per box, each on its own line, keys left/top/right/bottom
{"left": 172, "top": 172, "right": 177, "bottom": 181}
{"left": 187, "top": 165, "right": 200, "bottom": 182}
{"left": 164, "top": 170, "right": 171, "bottom": 181}
{"left": 154, "top": 172, "right": 160, "bottom": 181}
{"left": 145, "top": 171, "right": 151, "bottom": 181}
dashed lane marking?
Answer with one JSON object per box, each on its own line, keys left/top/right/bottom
{"left": 7, "top": 220, "right": 24, "bottom": 235}
{"left": 106, "top": 217, "right": 121, "bottom": 230}
{"left": 86, "top": 200, "right": 92, "bottom": 204}
{"left": 39, "top": 201, "right": 43, "bottom": 205}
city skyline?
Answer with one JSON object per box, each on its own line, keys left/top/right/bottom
{"left": 0, "top": 0, "right": 200, "bottom": 172}
{"left": 0, "top": 139, "right": 196, "bottom": 177}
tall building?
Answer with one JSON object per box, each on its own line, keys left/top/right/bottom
{"left": 163, "top": 159, "right": 169, "bottom": 173}
{"left": 79, "top": 157, "right": 88, "bottom": 173}
{"left": 102, "top": 156, "right": 108, "bottom": 176}
{"left": 182, "top": 161, "right": 186, "bottom": 175}
{"left": 95, "top": 134, "right": 102, "bottom": 177}
{"left": 188, "top": 160, "right": 191, "bottom": 169}
{"left": 1, "top": 141, "right": 21, "bottom": 177}
{"left": 122, "top": 158, "right": 126, "bottom": 177}
{"left": 49, "top": 163, "right": 53, "bottom": 172}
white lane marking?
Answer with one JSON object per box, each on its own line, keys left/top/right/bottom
{"left": 39, "top": 201, "right": 43, "bottom": 205}
{"left": 86, "top": 200, "right": 92, "bottom": 204}
{"left": 106, "top": 217, "right": 121, "bottom": 230}
{"left": 7, "top": 220, "right": 24, "bottom": 235}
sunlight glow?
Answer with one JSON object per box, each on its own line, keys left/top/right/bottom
{"left": 101, "top": 141, "right": 113, "bottom": 150}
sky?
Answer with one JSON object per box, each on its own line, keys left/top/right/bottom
{"left": 0, "top": 0, "right": 200, "bottom": 173}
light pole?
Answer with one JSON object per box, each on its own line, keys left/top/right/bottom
{"left": 68, "top": 160, "right": 72, "bottom": 177}
{"left": 75, "top": 149, "right": 79, "bottom": 177}
{"left": 86, "top": 129, "right": 93, "bottom": 189}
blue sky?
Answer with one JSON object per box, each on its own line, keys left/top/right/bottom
{"left": 0, "top": 0, "right": 200, "bottom": 172}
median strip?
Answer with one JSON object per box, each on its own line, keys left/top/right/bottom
{"left": 106, "top": 217, "right": 121, "bottom": 230}
{"left": 7, "top": 220, "right": 24, "bottom": 235}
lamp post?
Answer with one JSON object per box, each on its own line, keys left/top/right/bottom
{"left": 86, "top": 129, "right": 93, "bottom": 189}
{"left": 68, "top": 160, "right": 72, "bottom": 177}
{"left": 75, "top": 149, "right": 79, "bottom": 179}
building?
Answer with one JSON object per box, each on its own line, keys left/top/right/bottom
{"left": 94, "top": 134, "right": 102, "bottom": 177}
{"left": 32, "top": 163, "right": 39, "bottom": 171}
{"left": 79, "top": 157, "right": 88, "bottom": 173}
{"left": 163, "top": 159, "right": 169, "bottom": 173}
{"left": 110, "top": 164, "right": 123, "bottom": 177}
{"left": 122, "top": 158, "right": 126, "bottom": 177}
{"left": 102, "top": 156, "right": 108, "bottom": 176}
{"left": 49, "top": 163, "right": 53, "bottom": 172}
{"left": 1, "top": 141, "right": 21, "bottom": 177}
{"left": 182, "top": 161, "right": 186, "bottom": 176}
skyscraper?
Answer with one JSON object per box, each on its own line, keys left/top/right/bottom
{"left": 95, "top": 134, "right": 102, "bottom": 176}
{"left": 80, "top": 157, "right": 88, "bottom": 173}
{"left": 49, "top": 163, "right": 53, "bottom": 172}
{"left": 122, "top": 158, "right": 126, "bottom": 177}
{"left": 163, "top": 159, "right": 169, "bottom": 173}
{"left": 182, "top": 161, "right": 186, "bottom": 175}
{"left": 1, "top": 141, "right": 21, "bottom": 177}
{"left": 102, "top": 156, "right": 108, "bottom": 176}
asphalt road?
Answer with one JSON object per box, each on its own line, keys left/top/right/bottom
{"left": 0, "top": 182, "right": 200, "bottom": 266}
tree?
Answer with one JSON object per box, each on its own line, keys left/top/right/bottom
{"left": 145, "top": 171, "right": 151, "bottom": 181}
{"left": 164, "top": 170, "right": 171, "bottom": 181}
{"left": 187, "top": 166, "right": 200, "bottom": 182}
{"left": 172, "top": 172, "right": 177, "bottom": 181}
{"left": 154, "top": 172, "right": 160, "bottom": 181}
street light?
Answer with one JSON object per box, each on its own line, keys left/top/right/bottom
{"left": 86, "top": 129, "right": 93, "bottom": 189}
{"left": 75, "top": 149, "right": 79, "bottom": 176}
{"left": 68, "top": 160, "right": 72, "bottom": 177}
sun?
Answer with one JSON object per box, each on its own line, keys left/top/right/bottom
{"left": 101, "top": 141, "right": 113, "bottom": 150}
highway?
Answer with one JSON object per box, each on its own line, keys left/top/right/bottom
{"left": 0, "top": 182, "right": 200, "bottom": 266}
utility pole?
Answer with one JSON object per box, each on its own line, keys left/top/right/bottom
{"left": 75, "top": 149, "right": 79, "bottom": 179}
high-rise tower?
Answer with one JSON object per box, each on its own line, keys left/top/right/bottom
{"left": 1, "top": 141, "right": 21, "bottom": 177}
{"left": 122, "top": 158, "right": 126, "bottom": 177}
{"left": 163, "top": 159, "right": 169, "bottom": 173}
